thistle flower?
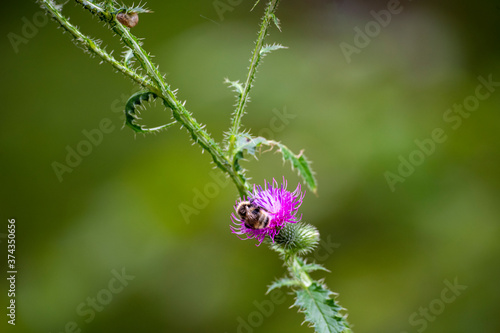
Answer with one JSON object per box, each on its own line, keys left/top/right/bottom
{"left": 231, "top": 178, "right": 304, "bottom": 246}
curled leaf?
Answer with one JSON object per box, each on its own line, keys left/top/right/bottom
{"left": 270, "top": 13, "right": 282, "bottom": 31}
{"left": 124, "top": 91, "right": 176, "bottom": 133}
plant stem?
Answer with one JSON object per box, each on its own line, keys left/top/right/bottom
{"left": 287, "top": 254, "right": 352, "bottom": 333}
{"left": 289, "top": 255, "right": 313, "bottom": 287}
{"left": 40, "top": 0, "right": 152, "bottom": 89}
{"left": 227, "top": 0, "right": 281, "bottom": 155}
{"left": 39, "top": 0, "right": 250, "bottom": 197}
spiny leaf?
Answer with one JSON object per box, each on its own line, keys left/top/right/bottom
{"left": 123, "top": 47, "right": 134, "bottom": 67}
{"left": 267, "top": 277, "right": 300, "bottom": 293}
{"left": 119, "top": 2, "right": 152, "bottom": 14}
{"left": 232, "top": 133, "right": 267, "bottom": 172}
{"left": 294, "top": 283, "right": 351, "bottom": 333}
{"left": 260, "top": 43, "right": 287, "bottom": 56}
{"left": 231, "top": 134, "right": 317, "bottom": 193}
{"left": 224, "top": 78, "right": 244, "bottom": 100}
{"left": 124, "top": 91, "right": 176, "bottom": 133}
{"left": 292, "top": 256, "right": 330, "bottom": 274}
{"left": 274, "top": 142, "right": 317, "bottom": 194}
{"left": 127, "top": 6, "right": 152, "bottom": 14}
{"left": 302, "top": 262, "right": 330, "bottom": 274}
{"left": 234, "top": 134, "right": 267, "bottom": 156}
{"left": 270, "top": 13, "right": 282, "bottom": 31}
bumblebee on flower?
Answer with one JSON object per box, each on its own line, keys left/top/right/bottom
{"left": 231, "top": 178, "right": 304, "bottom": 246}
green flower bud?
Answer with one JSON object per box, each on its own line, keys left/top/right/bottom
{"left": 270, "top": 222, "right": 320, "bottom": 256}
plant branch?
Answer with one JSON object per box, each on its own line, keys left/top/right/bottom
{"left": 227, "top": 0, "right": 281, "bottom": 155}
{"left": 285, "top": 255, "right": 352, "bottom": 333}
{"left": 38, "top": 0, "right": 250, "bottom": 196}
{"left": 39, "top": 0, "right": 153, "bottom": 89}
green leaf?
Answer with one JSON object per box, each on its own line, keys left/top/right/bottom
{"left": 274, "top": 142, "right": 317, "bottom": 194}
{"left": 128, "top": 7, "right": 152, "bottom": 14}
{"left": 123, "top": 47, "right": 134, "bottom": 67}
{"left": 302, "top": 262, "right": 330, "bottom": 274}
{"left": 234, "top": 134, "right": 267, "bottom": 156}
{"left": 224, "top": 78, "right": 244, "bottom": 100}
{"left": 270, "top": 13, "right": 282, "bottom": 31}
{"left": 232, "top": 133, "right": 267, "bottom": 172}
{"left": 120, "top": 4, "right": 152, "bottom": 14}
{"left": 124, "top": 91, "right": 176, "bottom": 133}
{"left": 294, "top": 283, "right": 351, "bottom": 333}
{"left": 267, "top": 277, "right": 300, "bottom": 293}
{"left": 260, "top": 43, "right": 287, "bottom": 56}
{"left": 230, "top": 134, "right": 317, "bottom": 193}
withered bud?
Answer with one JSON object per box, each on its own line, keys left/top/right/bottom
{"left": 116, "top": 12, "right": 139, "bottom": 28}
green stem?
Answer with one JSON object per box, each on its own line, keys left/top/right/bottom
{"left": 227, "top": 0, "right": 281, "bottom": 155}
{"left": 38, "top": 0, "right": 250, "bottom": 197}
{"left": 286, "top": 254, "right": 352, "bottom": 333}
{"left": 113, "top": 23, "right": 249, "bottom": 195}
{"left": 289, "top": 255, "right": 313, "bottom": 288}
{"left": 40, "top": 0, "right": 152, "bottom": 89}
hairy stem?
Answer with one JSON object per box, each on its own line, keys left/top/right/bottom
{"left": 287, "top": 254, "right": 352, "bottom": 333}
{"left": 289, "top": 255, "right": 313, "bottom": 287}
{"left": 40, "top": 0, "right": 153, "bottom": 89}
{"left": 39, "top": 0, "right": 250, "bottom": 197}
{"left": 227, "top": 0, "right": 281, "bottom": 155}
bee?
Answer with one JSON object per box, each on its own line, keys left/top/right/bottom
{"left": 236, "top": 200, "right": 270, "bottom": 230}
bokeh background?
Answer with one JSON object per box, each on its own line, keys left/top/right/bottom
{"left": 1, "top": 0, "right": 499, "bottom": 332}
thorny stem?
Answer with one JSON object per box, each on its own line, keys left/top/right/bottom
{"left": 227, "top": 0, "right": 281, "bottom": 156}
{"left": 39, "top": 0, "right": 249, "bottom": 196}
{"left": 40, "top": 2, "right": 350, "bottom": 330}
{"left": 290, "top": 254, "right": 313, "bottom": 288}
{"left": 40, "top": 1, "right": 153, "bottom": 88}
{"left": 286, "top": 253, "right": 351, "bottom": 333}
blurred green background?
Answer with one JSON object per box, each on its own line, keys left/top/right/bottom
{"left": 1, "top": 0, "right": 499, "bottom": 332}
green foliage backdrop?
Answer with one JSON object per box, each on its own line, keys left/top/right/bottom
{"left": 1, "top": 0, "right": 499, "bottom": 332}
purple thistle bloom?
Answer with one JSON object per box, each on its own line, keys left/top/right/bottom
{"left": 231, "top": 178, "right": 305, "bottom": 246}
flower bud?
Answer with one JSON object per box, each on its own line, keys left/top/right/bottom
{"left": 271, "top": 222, "right": 319, "bottom": 256}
